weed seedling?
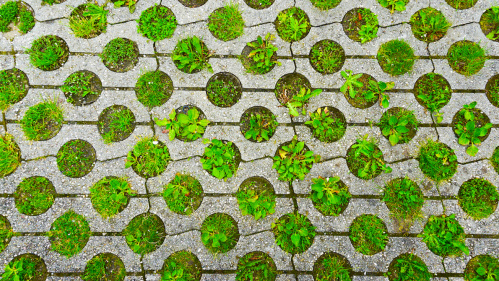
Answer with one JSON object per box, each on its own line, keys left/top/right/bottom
{"left": 124, "top": 213, "right": 166, "bottom": 254}
{"left": 137, "top": 5, "right": 177, "bottom": 41}
{"left": 14, "top": 176, "right": 55, "bottom": 216}
{"left": 100, "top": 38, "right": 139, "bottom": 72}
{"left": 163, "top": 174, "right": 203, "bottom": 215}
{"left": 410, "top": 7, "right": 451, "bottom": 42}
{"left": 61, "top": 71, "right": 101, "bottom": 106}
{"left": 272, "top": 212, "right": 316, "bottom": 254}
{"left": 366, "top": 80, "right": 395, "bottom": 108}
{"left": 48, "top": 210, "right": 91, "bottom": 258}
{"left": 418, "top": 139, "right": 458, "bottom": 181}
{"left": 465, "top": 255, "right": 499, "bottom": 281}
{"left": 414, "top": 73, "right": 451, "bottom": 123}
{"left": 69, "top": 3, "right": 108, "bottom": 38}
{"left": 90, "top": 177, "right": 137, "bottom": 218}
{"left": 347, "top": 135, "right": 392, "bottom": 180}
{"left": 99, "top": 105, "right": 136, "bottom": 143}
{"left": 481, "top": 7, "right": 499, "bottom": 41}
{"left": 0, "top": 216, "right": 13, "bottom": 253}
{"left": 201, "top": 213, "right": 239, "bottom": 254}
{"left": 242, "top": 33, "right": 281, "bottom": 74}
{"left": 388, "top": 253, "right": 432, "bottom": 281}
{"left": 161, "top": 251, "right": 202, "bottom": 281}
{"left": 113, "top": 0, "right": 137, "bottom": 13}
{"left": 349, "top": 214, "right": 388, "bottom": 255}
{"left": 305, "top": 107, "right": 346, "bottom": 143}
{"left": 491, "top": 147, "right": 499, "bottom": 175}
{"left": 446, "top": 0, "right": 477, "bottom": 9}
{"left": 378, "top": 0, "right": 409, "bottom": 13}
{"left": 310, "top": 0, "right": 342, "bottom": 10}
{"left": 275, "top": 7, "right": 311, "bottom": 42}
{"left": 310, "top": 176, "right": 352, "bottom": 216}
{"left": 378, "top": 108, "right": 418, "bottom": 145}
{"left": 272, "top": 136, "right": 320, "bottom": 182}
{"left": 447, "top": 41, "right": 487, "bottom": 76}
{"left": 419, "top": 214, "right": 469, "bottom": 257}
{"left": 155, "top": 107, "right": 210, "bottom": 142}
{"left": 453, "top": 101, "right": 492, "bottom": 156}
{"left": 208, "top": 3, "right": 245, "bottom": 41}
{"left": 125, "top": 137, "right": 170, "bottom": 178}
{"left": 341, "top": 70, "right": 363, "bottom": 98}
{"left": 458, "top": 178, "right": 498, "bottom": 220}
{"left": 245, "top": 0, "right": 274, "bottom": 9}
{"left": 285, "top": 87, "right": 322, "bottom": 117}
{"left": 200, "top": 139, "right": 239, "bottom": 180}
{"left": 241, "top": 110, "right": 278, "bottom": 142}
{"left": 343, "top": 8, "right": 379, "bottom": 43}
{"left": 0, "top": 134, "right": 20, "bottom": 178}
{"left": 236, "top": 252, "right": 277, "bottom": 281}
{"left": 172, "top": 36, "right": 213, "bottom": 73}
{"left": 1, "top": 256, "right": 44, "bottom": 281}
{"left": 236, "top": 179, "right": 276, "bottom": 220}
{"left": 309, "top": 40, "right": 345, "bottom": 74}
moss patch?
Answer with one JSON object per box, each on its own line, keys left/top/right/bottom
{"left": 0, "top": 134, "right": 21, "bottom": 178}
{"left": 61, "top": 70, "right": 102, "bottom": 106}
{"left": 349, "top": 214, "right": 388, "bottom": 255}
{"left": 98, "top": 105, "right": 136, "bottom": 143}
{"left": 135, "top": 71, "right": 173, "bottom": 108}
{"left": 14, "top": 176, "right": 55, "bottom": 216}
{"left": 206, "top": 72, "right": 242, "bottom": 107}
{"left": 57, "top": 139, "right": 96, "bottom": 178}
{"left": 0, "top": 68, "right": 29, "bottom": 112}
{"left": 458, "top": 178, "right": 498, "bottom": 220}
{"left": 82, "top": 253, "right": 126, "bottom": 281}
{"left": 377, "top": 40, "right": 415, "bottom": 76}
{"left": 309, "top": 40, "right": 345, "bottom": 74}
{"left": 48, "top": 210, "right": 91, "bottom": 258}
{"left": 313, "top": 252, "right": 352, "bottom": 281}
{"left": 100, "top": 38, "right": 139, "bottom": 73}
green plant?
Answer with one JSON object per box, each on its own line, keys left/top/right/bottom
{"left": 0, "top": 134, "right": 20, "bottom": 178}
{"left": 137, "top": 5, "right": 177, "bottom": 41}
{"left": 18, "top": 7, "right": 34, "bottom": 34}
{"left": 454, "top": 102, "right": 492, "bottom": 156}
{"left": 378, "top": 108, "right": 418, "bottom": 145}
{"left": 172, "top": 36, "right": 213, "bottom": 73}
{"left": 340, "top": 70, "right": 363, "bottom": 99}
{"left": 344, "top": 8, "right": 379, "bottom": 43}
{"left": 48, "top": 210, "right": 91, "bottom": 258}
{"left": 410, "top": 7, "right": 451, "bottom": 42}
{"left": 14, "top": 176, "right": 55, "bottom": 216}
{"left": 155, "top": 107, "right": 210, "bottom": 141}
{"left": 419, "top": 214, "right": 469, "bottom": 257}
{"left": 113, "top": 0, "right": 137, "bottom": 13}
{"left": 1, "top": 256, "right": 39, "bottom": 281}
{"left": 491, "top": 146, "right": 499, "bottom": 175}
{"left": 309, "top": 40, "right": 345, "bottom": 74}
{"left": 358, "top": 23, "right": 378, "bottom": 43}
{"left": 201, "top": 213, "right": 239, "bottom": 253}
{"left": 245, "top": 0, "right": 273, "bottom": 9}
{"left": 27, "top": 35, "right": 69, "bottom": 71}
{"left": 315, "top": 254, "right": 352, "bottom": 281}
{"left": 0, "top": 216, "right": 13, "bottom": 253}
{"left": 21, "top": 99, "right": 64, "bottom": 141}
{"left": 447, "top": 41, "right": 487, "bottom": 76}
{"left": 414, "top": 73, "right": 451, "bottom": 123}
{"left": 275, "top": 7, "right": 311, "bottom": 42}
{"left": 446, "top": 0, "right": 478, "bottom": 9}
{"left": 69, "top": 3, "right": 108, "bottom": 38}
{"left": 236, "top": 252, "right": 278, "bottom": 281}
{"left": 418, "top": 139, "right": 458, "bottom": 181}
{"left": 99, "top": 105, "right": 135, "bottom": 143}
{"left": 310, "top": 0, "right": 342, "bottom": 10}
{"left": 90, "top": 177, "right": 137, "bottom": 218}
{"left": 311, "top": 176, "right": 351, "bottom": 216}
{"left": 481, "top": 7, "right": 499, "bottom": 41}
{"left": 272, "top": 212, "right": 316, "bottom": 254}
{"left": 366, "top": 80, "right": 395, "bottom": 108}
{"left": 200, "top": 139, "right": 239, "bottom": 180}
{"left": 236, "top": 179, "right": 276, "bottom": 220}
{"left": 458, "top": 178, "right": 499, "bottom": 220}
{"left": 382, "top": 178, "right": 424, "bottom": 230}
{"left": 285, "top": 88, "right": 322, "bottom": 117}
{"left": 126, "top": 137, "right": 170, "bottom": 178}
{"left": 82, "top": 254, "right": 126, "bottom": 281}
{"left": 306, "top": 107, "right": 346, "bottom": 143}
{"left": 388, "top": 253, "right": 432, "bottom": 281}
{"left": 0, "top": 68, "right": 28, "bottom": 112}
{"left": 378, "top": 0, "right": 408, "bottom": 13}
{"left": 0, "top": 1, "right": 34, "bottom": 34}
{"left": 208, "top": 3, "right": 244, "bottom": 41}
{"left": 60, "top": 71, "right": 99, "bottom": 104}
{"left": 377, "top": 40, "right": 415, "bottom": 76}
{"left": 57, "top": 139, "right": 96, "bottom": 178}
{"left": 124, "top": 213, "right": 166, "bottom": 254}
{"left": 163, "top": 173, "right": 203, "bottom": 215}
{"left": 241, "top": 110, "right": 278, "bottom": 142}
{"left": 135, "top": 71, "right": 173, "bottom": 108}
{"left": 349, "top": 214, "right": 388, "bottom": 255}
{"left": 272, "top": 136, "right": 319, "bottom": 182}
{"left": 465, "top": 255, "right": 499, "bottom": 281}
{"left": 161, "top": 251, "right": 202, "bottom": 281}
{"left": 347, "top": 135, "right": 392, "bottom": 180}
{"left": 100, "top": 38, "right": 138, "bottom": 72}
{"left": 206, "top": 75, "right": 241, "bottom": 107}
{"left": 243, "top": 33, "right": 281, "bottom": 74}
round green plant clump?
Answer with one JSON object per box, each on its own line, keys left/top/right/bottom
{"left": 377, "top": 40, "right": 415, "bottom": 76}
{"left": 69, "top": 3, "right": 108, "bottom": 39}
{"left": 275, "top": 7, "right": 311, "bottom": 42}
{"left": 178, "top": 0, "right": 207, "bottom": 8}
{"left": 378, "top": 0, "right": 409, "bottom": 13}
{"left": 313, "top": 252, "right": 352, "bottom": 281}
{"left": 310, "top": 0, "right": 342, "bottom": 10}
{"left": 445, "top": 0, "right": 477, "bottom": 9}
{"left": 310, "top": 176, "right": 351, "bottom": 216}
{"left": 172, "top": 36, "right": 212, "bottom": 74}
{"left": 236, "top": 176, "right": 276, "bottom": 220}
{"left": 452, "top": 102, "right": 492, "bottom": 156}
{"left": 1, "top": 254, "right": 47, "bottom": 281}
{"left": 100, "top": 38, "right": 139, "bottom": 73}
{"left": 388, "top": 253, "right": 432, "bottom": 281}
{"left": 0, "top": 216, "right": 13, "bottom": 253}
{"left": 382, "top": 178, "right": 424, "bottom": 230}
{"left": 163, "top": 173, "right": 203, "bottom": 215}
{"left": 272, "top": 212, "right": 316, "bottom": 254}
{"left": 155, "top": 105, "right": 209, "bottom": 142}
{"left": 201, "top": 213, "right": 240, "bottom": 254}
{"left": 410, "top": 7, "right": 450, "bottom": 43}
{"left": 14, "top": 176, "right": 56, "bottom": 216}
{"left": 418, "top": 139, "right": 457, "bottom": 182}
{"left": 135, "top": 71, "right": 173, "bottom": 108}
{"left": 236, "top": 251, "right": 277, "bottom": 281}
{"left": 447, "top": 40, "right": 486, "bottom": 76}
{"left": 378, "top": 107, "right": 418, "bottom": 146}
{"left": 126, "top": 137, "right": 170, "bottom": 178}
{"left": 419, "top": 214, "right": 469, "bottom": 257}
{"left": 56, "top": 139, "right": 96, "bottom": 178}
{"left": 244, "top": 0, "right": 274, "bottom": 10}
{"left": 21, "top": 99, "right": 64, "bottom": 141}
{"left": 240, "top": 106, "right": 278, "bottom": 143}
{"left": 274, "top": 73, "right": 311, "bottom": 106}
{"left": 201, "top": 139, "right": 241, "bottom": 180}
{"left": 342, "top": 8, "right": 379, "bottom": 43}
{"left": 82, "top": 253, "right": 126, "bottom": 281}
{"left": 137, "top": 5, "right": 177, "bottom": 42}
{"left": 206, "top": 72, "right": 242, "bottom": 107}
{"left": 458, "top": 178, "right": 498, "bottom": 220}
{"left": 307, "top": 106, "right": 346, "bottom": 143}
{"left": 0, "top": 68, "right": 29, "bottom": 111}
{"left": 309, "top": 40, "right": 345, "bottom": 74}
{"left": 480, "top": 7, "right": 499, "bottom": 42}
{"left": 98, "top": 105, "right": 136, "bottom": 143}
{"left": 0, "top": 1, "right": 35, "bottom": 34}
{"left": 90, "top": 177, "right": 137, "bottom": 219}
{"left": 491, "top": 146, "right": 499, "bottom": 174}
{"left": 61, "top": 70, "right": 102, "bottom": 106}
{"left": 273, "top": 136, "right": 319, "bottom": 182}
{"left": 161, "top": 251, "right": 202, "bottom": 281}
{"left": 241, "top": 33, "right": 280, "bottom": 75}
{"left": 413, "top": 73, "right": 452, "bottom": 113}
{"left": 28, "top": 35, "right": 69, "bottom": 71}
{"left": 465, "top": 255, "right": 499, "bottom": 281}
{"left": 0, "top": 134, "right": 21, "bottom": 178}
{"left": 346, "top": 136, "right": 390, "bottom": 180}
{"left": 486, "top": 74, "right": 499, "bottom": 108}
{"left": 48, "top": 210, "right": 91, "bottom": 258}
{"left": 342, "top": 72, "right": 379, "bottom": 109}
{"left": 349, "top": 214, "right": 388, "bottom": 255}
{"left": 123, "top": 213, "right": 166, "bottom": 254}
{"left": 208, "top": 4, "right": 244, "bottom": 41}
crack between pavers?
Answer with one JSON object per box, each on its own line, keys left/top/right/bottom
{"left": 378, "top": 21, "right": 409, "bottom": 28}
{"left": 427, "top": 42, "right": 436, "bottom": 73}
{"left": 245, "top": 22, "right": 273, "bottom": 28}
{"left": 152, "top": 41, "right": 160, "bottom": 72}
{"left": 177, "top": 19, "right": 207, "bottom": 26}
{"left": 311, "top": 21, "right": 341, "bottom": 28}
{"left": 36, "top": 17, "right": 66, "bottom": 23}
{"left": 451, "top": 21, "right": 479, "bottom": 28}
{"left": 109, "top": 19, "right": 137, "bottom": 25}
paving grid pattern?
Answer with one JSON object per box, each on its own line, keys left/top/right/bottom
{"left": 0, "top": 0, "right": 499, "bottom": 280}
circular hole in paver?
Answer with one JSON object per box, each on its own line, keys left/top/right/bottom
{"left": 413, "top": 73, "right": 452, "bottom": 113}
{"left": 208, "top": 5, "right": 244, "bottom": 42}
{"left": 447, "top": 40, "right": 486, "bottom": 76}
{"left": 378, "top": 0, "right": 409, "bottom": 13}
{"left": 109, "top": 0, "right": 138, "bottom": 11}
{"left": 98, "top": 105, "right": 136, "bottom": 143}
{"left": 343, "top": 72, "right": 378, "bottom": 109}
{"left": 458, "top": 178, "right": 498, "bottom": 220}
{"left": 240, "top": 37, "right": 279, "bottom": 75}
{"left": 163, "top": 173, "right": 203, "bottom": 215}
{"left": 480, "top": 8, "right": 499, "bottom": 42}
{"left": 168, "top": 105, "right": 208, "bottom": 142}
{"left": 236, "top": 176, "right": 276, "bottom": 220}
{"left": 4, "top": 253, "right": 48, "bottom": 281}
{"left": 272, "top": 212, "right": 316, "bottom": 254}
{"left": 201, "top": 139, "right": 241, "bottom": 180}
{"left": 491, "top": 146, "right": 499, "bottom": 175}
{"left": 0, "top": 133, "right": 21, "bottom": 178}
{"left": 28, "top": 35, "right": 69, "bottom": 71}
{"left": 0, "top": 1, "right": 35, "bottom": 35}
{"left": 21, "top": 100, "right": 64, "bottom": 141}
{"left": 465, "top": 255, "right": 499, "bottom": 281}
{"left": 41, "top": 0, "right": 66, "bottom": 5}
{"left": 274, "top": 7, "right": 311, "bottom": 42}
{"left": 137, "top": 5, "right": 177, "bottom": 42}
{"left": 82, "top": 253, "right": 126, "bottom": 281}
{"left": 123, "top": 213, "right": 166, "bottom": 255}
{"left": 445, "top": 0, "right": 477, "bottom": 9}
{"left": 90, "top": 176, "right": 136, "bottom": 219}
{"left": 346, "top": 138, "right": 386, "bottom": 180}
{"left": 274, "top": 73, "right": 311, "bottom": 106}
{"left": 236, "top": 251, "right": 277, "bottom": 280}
{"left": 206, "top": 72, "right": 242, "bottom": 107}
{"left": 240, "top": 106, "right": 278, "bottom": 143}
{"left": 161, "top": 251, "right": 202, "bottom": 280}
{"left": 0, "top": 68, "right": 29, "bottom": 111}
{"left": 273, "top": 137, "right": 316, "bottom": 182}
{"left": 342, "top": 8, "right": 379, "bottom": 43}
{"left": 69, "top": 4, "right": 107, "bottom": 39}
{"left": 420, "top": 214, "right": 467, "bottom": 257}
{"left": 178, "top": 0, "right": 208, "bottom": 8}
{"left": 377, "top": 39, "right": 415, "bottom": 76}
{"left": 201, "top": 213, "right": 240, "bottom": 254}
{"left": 100, "top": 38, "right": 139, "bottom": 73}
{"left": 244, "top": 0, "right": 274, "bottom": 9}
{"left": 485, "top": 74, "right": 499, "bottom": 108}
{"left": 310, "top": 176, "right": 351, "bottom": 216}
{"left": 310, "top": 0, "right": 342, "bottom": 10}
{"left": 309, "top": 40, "right": 345, "bottom": 74}
{"left": 135, "top": 71, "right": 173, "bottom": 108}
{"left": 48, "top": 210, "right": 91, "bottom": 258}
{"left": 56, "top": 139, "right": 96, "bottom": 178}
{"left": 61, "top": 70, "right": 102, "bottom": 106}
{"left": 388, "top": 253, "right": 431, "bottom": 281}
{"left": 378, "top": 107, "right": 418, "bottom": 146}
{"left": 313, "top": 252, "right": 352, "bottom": 281}
{"left": 126, "top": 137, "right": 170, "bottom": 178}
{"left": 410, "top": 7, "right": 450, "bottom": 43}
{"left": 172, "top": 36, "right": 211, "bottom": 74}
{"left": 0, "top": 215, "right": 13, "bottom": 253}
{"left": 306, "top": 106, "right": 347, "bottom": 143}
{"left": 418, "top": 139, "right": 457, "bottom": 182}
{"left": 382, "top": 177, "right": 424, "bottom": 231}
{"left": 452, "top": 103, "right": 491, "bottom": 148}
{"left": 349, "top": 214, "right": 388, "bottom": 255}
{"left": 14, "top": 176, "right": 56, "bottom": 216}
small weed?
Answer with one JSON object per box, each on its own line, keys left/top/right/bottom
{"left": 100, "top": 38, "right": 139, "bottom": 72}
{"left": 161, "top": 251, "right": 202, "bottom": 281}
{"left": 82, "top": 253, "right": 126, "bottom": 281}
{"left": 340, "top": 70, "right": 379, "bottom": 108}
{"left": 465, "top": 255, "right": 499, "bottom": 281}
{"left": 155, "top": 107, "right": 210, "bottom": 142}
{"left": 310, "top": 0, "right": 342, "bottom": 10}
{"left": 491, "top": 146, "right": 499, "bottom": 175}
{"left": 275, "top": 7, "right": 311, "bottom": 42}
{"left": 309, "top": 40, "right": 345, "bottom": 74}
{"left": 341, "top": 70, "right": 363, "bottom": 99}
{"left": 447, "top": 40, "right": 487, "bottom": 76}
{"left": 378, "top": 107, "right": 418, "bottom": 145}
{"left": 236, "top": 251, "right": 277, "bottom": 281}
{"left": 137, "top": 5, "right": 177, "bottom": 42}
{"left": 240, "top": 108, "right": 278, "bottom": 142}
{"left": 410, "top": 7, "right": 451, "bottom": 43}
{"left": 486, "top": 75, "right": 499, "bottom": 107}
{"left": 458, "top": 178, "right": 498, "bottom": 220}
{"left": 113, "top": 0, "right": 137, "bottom": 13}
{"left": 69, "top": 3, "right": 108, "bottom": 39}
{"left": 244, "top": 0, "right": 274, "bottom": 9}
{"left": 445, "top": 0, "right": 477, "bottom": 9}
{"left": 418, "top": 139, "right": 457, "bottom": 182}
{"left": 21, "top": 99, "right": 64, "bottom": 141}
{"left": 200, "top": 139, "right": 240, "bottom": 180}
{"left": 1, "top": 255, "right": 45, "bottom": 281}
{"left": 305, "top": 107, "right": 346, "bottom": 143}
{"left": 125, "top": 137, "right": 170, "bottom": 178}
{"left": 201, "top": 213, "right": 239, "bottom": 253}
{"left": 414, "top": 73, "right": 452, "bottom": 122}
{"left": 206, "top": 73, "right": 242, "bottom": 107}
{"left": 27, "top": 35, "right": 69, "bottom": 71}
{"left": 90, "top": 177, "right": 137, "bottom": 218}
{"left": 57, "top": 139, "right": 96, "bottom": 178}
{"left": 418, "top": 214, "right": 469, "bottom": 257}
{"left": 349, "top": 214, "right": 388, "bottom": 255}
{"left": 172, "top": 36, "right": 213, "bottom": 73}
{"left": 0, "top": 134, "right": 21, "bottom": 178}
{"left": 343, "top": 8, "right": 379, "bottom": 43}
{"left": 388, "top": 253, "right": 432, "bottom": 281}
{"left": 0, "top": 68, "right": 29, "bottom": 112}
{"left": 0, "top": 1, "right": 34, "bottom": 34}
{"left": 242, "top": 33, "right": 281, "bottom": 74}
{"left": 0, "top": 216, "right": 13, "bottom": 253}
{"left": 61, "top": 71, "right": 101, "bottom": 106}
{"left": 313, "top": 252, "right": 352, "bottom": 281}
{"left": 311, "top": 176, "right": 351, "bottom": 216}
{"left": 236, "top": 177, "right": 276, "bottom": 220}
{"left": 286, "top": 87, "right": 322, "bottom": 117}
{"left": 272, "top": 136, "right": 320, "bottom": 182}
{"left": 453, "top": 101, "right": 492, "bottom": 156}
{"left": 135, "top": 71, "right": 173, "bottom": 108}
{"left": 481, "top": 7, "right": 499, "bottom": 41}
{"left": 378, "top": 0, "right": 409, "bottom": 13}
{"left": 381, "top": 178, "right": 424, "bottom": 231}
{"left": 208, "top": 3, "right": 244, "bottom": 41}
{"left": 346, "top": 135, "right": 391, "bottom": 180}
{"left": 367, "top": 80, "right": 395, "bottom": 108}
{"left": 124, "top": 213, "right": 166, "bottom": 254}
{"left": 48, "top": 210, "right": 91, "bottom": 258}
{"left": 14, "top": 176, "right": 55, "bottom": 216}
{"left": 18, "top": 7, "right": 35, "bottom": 34}
{"left": 377, "top": 40, "right": 415, "bottom": 76}
{"left": 163, "top": 173, "right": 203, "bottom": 215}
{"left": 98, "top": 105, "right": 136, "bottom": 143}
{"left": 272, "top": 212, "right": 316, "bottom": 254}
